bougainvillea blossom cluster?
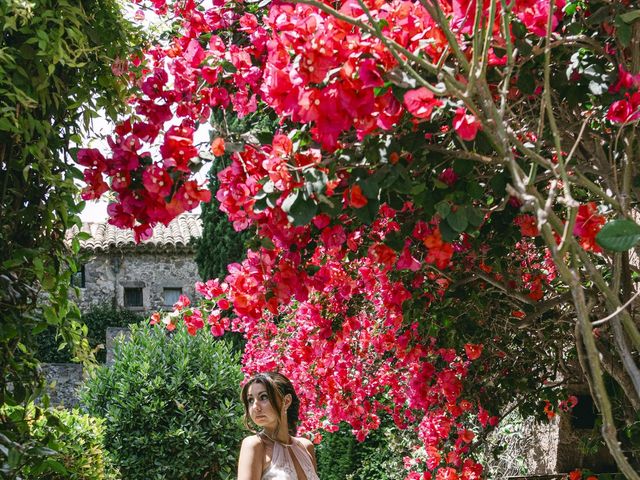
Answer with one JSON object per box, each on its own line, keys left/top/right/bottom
{"left": 76, "top": 0, "right": 632, "bottom": 476}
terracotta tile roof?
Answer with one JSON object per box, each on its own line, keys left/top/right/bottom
{"left": 75, "top": 214, "right": 202, "bottom": 252}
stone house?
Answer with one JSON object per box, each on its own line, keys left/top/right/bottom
{"left": 73, "top": 213, "right": 202, "bottom": 314}
{"left": 44, "top": 214, "right": 204, "bottom": 407}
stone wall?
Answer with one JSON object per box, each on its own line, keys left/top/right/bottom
{"left": 74, "top": 250, "right": 200, "bottom": 313}
{"left": 41, "top": 363, "right": 84, "bottom": 408}
{"left": 105, "top": 327, "right": 131, "bottom": 366}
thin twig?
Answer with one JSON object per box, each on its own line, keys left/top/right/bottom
{"left": 592, "top": 289, "right": 640, "bottom": 326}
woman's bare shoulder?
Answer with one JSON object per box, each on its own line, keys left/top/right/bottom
{"left": 294, "top": 436, "right": 314, "bottom": 448}
{"left": 241, "top": 435, "right": 265, "bottom": 450}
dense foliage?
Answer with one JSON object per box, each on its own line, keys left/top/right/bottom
{"left": 81, "top": 322, "right": 244, "bottom": 480}
{"left": 9, "top": 406, "right": 120, "bottom": 480}
{"left": 196, "top": 160, "right": 250, "bottom": 281}
{"left": 317, "top": 419, "right": 408, "bottom": 480}
{"left": 196, "top": 109, "right": 280, "bottom": 281}
{"left": 80, "top": 0, "right": 640, "bottom": 478}
{"left": 36, "top": 304, "right": 144, "bottom": 363}
{"left": 0, "top": 0, "right": 139, "bottom": 477}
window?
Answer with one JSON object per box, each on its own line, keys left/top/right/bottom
{"left": 124, "top": 287, "right": 143, "bottom": 308}
{"left": 71, "top": 265, "right": 86, "bottom": 288}
{"left": 163, "top": 288, "right": 182, "bottom": 307}
{"left": 570, "top": 394, "right": 596, "bottom": 429}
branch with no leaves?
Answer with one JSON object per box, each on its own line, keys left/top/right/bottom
{"left": 592, "top": 289, "right": 640, "bottom": 326}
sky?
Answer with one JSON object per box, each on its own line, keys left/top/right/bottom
{"left": 77, "top": 3, "right": 209, "bottom": 223}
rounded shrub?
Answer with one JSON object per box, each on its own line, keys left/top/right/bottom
{"left": 3, "top": 404, "right": 119, "bottom": 479}
{"left": 81, "top": 322, "right": 243, "bottom": 480}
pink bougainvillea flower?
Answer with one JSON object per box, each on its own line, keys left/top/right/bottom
{"left": 435, "top": 466, "right": 459, "bottom": 480}
{"left": 609, "top": 65, "right": 640, "bottom": 93}
{"left": 543, "top": 400, "right": 555, "bottom": 420}
{"left": 149, "top": 312, "right": 161, "bottom": 325}
{"left": 77, "top": 148, "right": 107, "bottom": 171}
{"left": 211, "top": 137, "right": 225, "bottom": 157}
{"left": 173, "top": 294, "right": 191, "bottom": 311}
{"left": 438, "top": 167, "right": 458, "bottom": 187}
{"left": 142, "top": 164, "right": 173, "bottom": 197}
{"left": 358, "top": 58, "right": 384, "bottom": 88}
{"left": 573, "top": 202, "right": 605, "bottom": 253}
{"left": 453, "top": 108, "right": 482, "bottom": 141}
{"left": 403, "top": 87, "right": 442, "bottom": 119}
{"left": 81, "top": 169, "right": 109, "bottom": 200}
{"left": 396, "top": 245, "right": 422, "bottom": 271}
{"left": 320, "top": 224, "right": 347, "bottom": 249}
{"left": 515, "top": 0, "right": 566, "bottom": 37}
{"left": 133, "top": 223, "right": 154, "bottom": 243}
{"left": 606, "top": 99, "right": 632, "bottom": 123}
{"left": 514, "top": 214, "right": 539, "bottom": 237}
{"left": 347, "top": 184, "right": 368, "bottom": 208}
{"left": 464, "top": 343, "right": 483, "bottom": 360}
{"left": 423, "top": 228, "right": 454, "bottom": 269}
{"left": 569, "top": 469, "right": 582, "bottom": 480}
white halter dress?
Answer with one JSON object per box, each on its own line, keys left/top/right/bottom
{"left": 260, "top": 436, "right": 319, "bottom": 480}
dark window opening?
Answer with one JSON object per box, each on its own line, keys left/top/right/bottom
{"left": 570, "top": 394, "right": 597, "bottom": 429}
{"left": 163, "top": 288, "right": 182, "bottom": 307}
{"left": 124, "top": 287, "right": 143, "bottom": 308}
{"left": 71, "top": 265, "right": 86, "bottom": 288}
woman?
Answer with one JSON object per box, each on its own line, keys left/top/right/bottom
{"left": 237, "top": 372, "right": 320, "bottom": 480}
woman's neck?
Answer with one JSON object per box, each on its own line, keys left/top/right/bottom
{"left": 262, "top": 428, "right": 291, "bottom": 445}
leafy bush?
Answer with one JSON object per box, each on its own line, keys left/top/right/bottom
{"left": 317, "top": 419, "right": 408, "bottom": 480}
{"left": 1, "top": 404, "right": 118, "bottom": 479}
{"left": 81, "top": 322, "right": 243, "bottom": 480}
{"left": 36, "top": 304, "right": 144, "bottom": 363}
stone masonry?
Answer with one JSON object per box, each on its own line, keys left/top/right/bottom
{"left": 74, "top": 250, "right": 200, "bottom": 313}
{"left": 43, "top": 214, "right": 204, "bottom": 407}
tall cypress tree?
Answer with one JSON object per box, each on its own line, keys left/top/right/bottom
{"left": 195, "top": 109, "right": 278, "bottom": 281}
{"left": 195, "top": 157, "right": 251, "bottom": 281}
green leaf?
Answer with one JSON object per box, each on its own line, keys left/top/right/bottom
{"left": 303, "top": 168, "right": 327, "bottom": 195}
{"left": 359, "top": 178, "right": 380, "bottom": 198}
{"left": 43, "top": 306, "right": 58, "bottom": 325}
{"left": 282, "top": 191, "right": 317, "bottom": 226}
{"left": 220, "top": 60, "right": 237, "bottom": 73}
{"left": 446, "top": 207, "right": 468, "bottom": 233}
{"left": 353, "top": 198, "right": 379, "bottom": 225}
{"left": 466, "top": 206, "right": 485, "bottom": 227}
{"left": 616, "top": 16, "right": 633, "bottom": 46}
{"left": 453, "top": 159, "right": 473, "bottom": 176}
{"left": 512, "top": 21, "right": 527, "bottom": 39}
{"left": 0, "top": 117, "right": 14, "bottom": 131}
{"left": 439, "top": 220, "right": 459, "bottom": 243}
{"left": 42, "top": 458, "right": 68, "bottom": 475}
{"left": 3, "top": 257, "right": 24, "bottom": 268}
{"left": 517, "top": 68, "right": 536, "bottom": 94}
{"left": 435, "top": 201, "right": 451, "bottom": 218}
{"left": 619, "top": 10, "right": 640, "bottom": 23}
{"left": 595, "top": 219, "right": 640, "bottom": 252}
{"left": 587, "top": 6, "right": 611, "bottom": 26}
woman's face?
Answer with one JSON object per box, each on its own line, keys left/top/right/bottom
{"left": 246, "top": 382, "right": 278, "bottom": 430}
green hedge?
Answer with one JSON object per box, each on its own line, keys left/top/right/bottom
{"left": 317, "top": 419, "right": 408, "bottom": 480}
{"left": 36, "top": 304, "right": 143, "bottom": 363}
{"left": 81, "top": 322, "right": 243, "bottom": 480}
{"left": 1, "top": 404, "right": 119, "bottom": 479}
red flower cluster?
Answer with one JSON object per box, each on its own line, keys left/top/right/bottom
{"left": 79, "top": 0, "right": 610, "bottom": 477}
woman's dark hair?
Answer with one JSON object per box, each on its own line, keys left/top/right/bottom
{"left": 241, "top": 372, "right": 300, "bottom": 436}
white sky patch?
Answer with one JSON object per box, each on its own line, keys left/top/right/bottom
{"left": 78, "top": 1, "right": 214, "bottom": 222}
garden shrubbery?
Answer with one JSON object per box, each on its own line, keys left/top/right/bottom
{"left": 1, "top": 404, "right": 118, "bottom": 479}
{"left": 36, "top": 304, "right": 144, "bottom": 363}
{"left": 81, "top": 322, "right": 243, "bottom": 479}
{"left": 317, "top": 418, "right": 408, "bottom": 480}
